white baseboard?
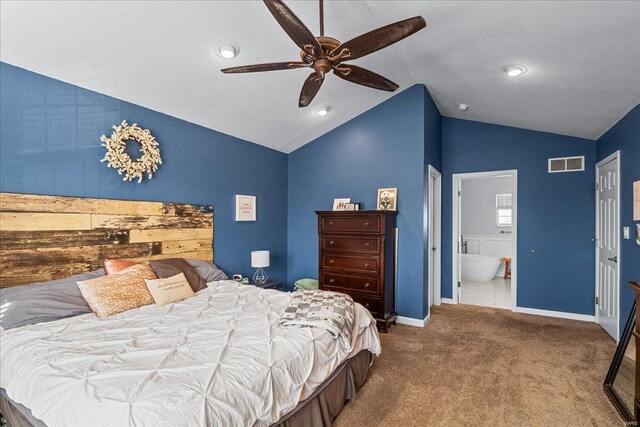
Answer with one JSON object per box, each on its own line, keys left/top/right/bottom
{"left": 396, "top": 313, "right": 430, "bottom": 327}
{"left": 441, "top": 298, "right": 455, "bottom": 304}
{"left": 515, "top": 307, "right": 595, "bottom": 322}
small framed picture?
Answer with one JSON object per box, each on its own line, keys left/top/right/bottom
{"left": 235, "top": 195, "right": 256, "bottom": 221}
{"left": 333, "top": 198, "right": 350, "bottom": 211}
{"left": 345, "top": 203, "right": 356, "bottom": 211}
{"left": 377, "top": 188, "right": 397, "bottom": 211}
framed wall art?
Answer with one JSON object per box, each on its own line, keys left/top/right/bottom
{"left": 235, "top": 195, "right": 256, "bottom": 221}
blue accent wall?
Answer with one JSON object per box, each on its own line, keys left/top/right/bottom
{"left": 287, "top": 85, "right": 441, "bottom": 319}
{"left": 442, "top": 118, "right": 597, "bottom": 315}
{"left": 597, "top": 104, "right": 640, "bottom": 331}
{"left": 0, "top": 62, "right": 288, "bottom": 282}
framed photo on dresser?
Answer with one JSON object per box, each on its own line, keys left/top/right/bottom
{"left": 377, "top": 188, "right": 397, "bottom": 211}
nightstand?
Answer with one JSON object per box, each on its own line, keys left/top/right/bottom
{"left": 250, "top": 280, "right": 283, "bottom": 291}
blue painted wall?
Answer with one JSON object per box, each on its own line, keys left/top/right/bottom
{"left": 442, "top": 118, "right": 597, "bottom": 315}
{"left": 597, "top": 104, "right": 640, "bottom": 331}
{"left": 0, "top": 62, "right": 288, "bottom": 282}
{"left": 287, "top": 85, "right": 441, "bottom": 319}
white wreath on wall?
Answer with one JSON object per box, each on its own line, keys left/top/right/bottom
{"left": 100, "top": 120, "right": 162, "bottom": 183}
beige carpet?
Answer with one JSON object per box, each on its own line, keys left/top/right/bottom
{"left": 335, "top": 304, "right": 623, "bottom": 426}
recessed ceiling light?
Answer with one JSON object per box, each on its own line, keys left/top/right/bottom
{"left": 216, "top": 43, "right": 239, "bottom": 59}
{"left": 458, "top": 104, "right": 469, "bottom": 111}
{"left": 317, "top": 107, "right": 329, "bottom": 116}
{"left": 504, "top": 65, "right": 527, "bottom": 77}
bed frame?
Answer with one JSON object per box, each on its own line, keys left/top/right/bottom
{"left": 0, "top": 192, "right": 213, "bottom": 287}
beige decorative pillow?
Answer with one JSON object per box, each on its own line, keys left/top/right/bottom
{"left": 145, "top": 273, "right": 195, "bottom": 307}
{"left": 77, "top": 264, "right": 157, "bottom": 317}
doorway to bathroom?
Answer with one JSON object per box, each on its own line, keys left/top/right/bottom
{"left": 452, "top": 170, "right": 517, "bottom": 310}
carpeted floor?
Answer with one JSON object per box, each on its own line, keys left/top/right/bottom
{"left": 335, "top": 304, "right": 623, "bottom": 426}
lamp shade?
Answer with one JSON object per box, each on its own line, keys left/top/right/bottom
{"left": 251, "top": 251, "right": 270, "bottom": 268}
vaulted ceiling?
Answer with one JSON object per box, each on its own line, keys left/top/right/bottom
{"left": 2, "top": 1, "right": 639, "bottom": 153}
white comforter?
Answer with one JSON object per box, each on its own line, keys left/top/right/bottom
{"left": 0, "top": 281, "right": 381, "bottom": 427}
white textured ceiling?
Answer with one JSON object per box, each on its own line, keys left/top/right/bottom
{"left": 2, "top": 1, "right": 639, "bottom": 153}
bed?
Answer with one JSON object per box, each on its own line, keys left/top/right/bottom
{"left": 0, "top": 193, "right": 381, "bottom": 426}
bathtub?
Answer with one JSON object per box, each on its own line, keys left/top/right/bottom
{"left": 460, "top": 254, "right": 501, "bottom": 281}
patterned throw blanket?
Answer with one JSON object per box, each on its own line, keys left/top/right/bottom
{"left": 279, "top": 290, "right": 355, "bottom": 351}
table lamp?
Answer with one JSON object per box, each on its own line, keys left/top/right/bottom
{"left": 251, "top": 250, "right": 269, "bottom": 284}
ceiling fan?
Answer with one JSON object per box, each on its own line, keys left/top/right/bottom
{"left": 221, "top": 0, "right": 426, "bottom": 107}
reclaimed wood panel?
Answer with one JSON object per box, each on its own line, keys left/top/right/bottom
{"left": 0, "top": 192, "right": 214, "bottom": 287}
{"left": 1, "top": 212, "right": 92, "bottom": 231}
{"left": 129, "top": 228, "right": 213, "bottom": 243}
{"left": 0, "top": 263, "right": 93, "bottom": 288}
{"left": 91, "top": 214, "right": 212, "bottom": 230}
{"left": 0, "top": 192, "right": 164, "bottom": 215}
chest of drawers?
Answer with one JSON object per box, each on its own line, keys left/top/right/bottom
{"left": 316, "top": 210, "right": 398, "bottom": 332}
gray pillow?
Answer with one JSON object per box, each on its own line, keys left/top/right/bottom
{"left": 185, "top": 259, "right": 228, "bottom": 282}
{"left": 0, "top": 269, "right": 104, "bottom": 330}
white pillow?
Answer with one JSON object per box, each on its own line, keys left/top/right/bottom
{"left": 145, "top": 273, "right": 195, "bottom": 306}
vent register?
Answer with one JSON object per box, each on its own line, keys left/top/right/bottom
{"left": 548, "top": 156, "right": 585, "bottom": 173}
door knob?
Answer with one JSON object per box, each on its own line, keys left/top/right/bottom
{"left": 431, "top": 246, "right": 437, "bottom": 251}
{"left": 607, "top": 256, "right": 618, "bottom": 263}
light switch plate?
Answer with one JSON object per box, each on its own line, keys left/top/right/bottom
{"left": 623, "top": 227, "right": 630, "bottom": 239}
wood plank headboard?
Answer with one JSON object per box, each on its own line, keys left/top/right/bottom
{"left": 0, "top": 192, "right": 213, "bottom": 287}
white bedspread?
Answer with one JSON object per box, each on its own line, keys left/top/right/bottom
{"left": 0, "top": 281, "right": 381, "bottom": 427}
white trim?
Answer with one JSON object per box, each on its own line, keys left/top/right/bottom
{"left": 441, "top": 298, "right": 455, "bottom": 304}
{"left": 515, "top": 307, "right": 595, "bottom": 322}
{"left": 396, "top": 314, "right": 430, "bottom": 327}
{"left": 427, "top": 165, "right": 442, "bottom": 306}
{"left": 595, "top": 150, "right": 621, "bottom": 341}
{"left": 452, "top": 170, "right": 518, "bottom": 310}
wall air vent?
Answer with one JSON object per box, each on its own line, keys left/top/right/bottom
{"left": 548, "top": 156, "right": 585, "bottom": 173}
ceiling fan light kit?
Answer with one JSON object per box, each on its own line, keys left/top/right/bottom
{"left": 221, "top": 0, "right": 426, "bottom": 107}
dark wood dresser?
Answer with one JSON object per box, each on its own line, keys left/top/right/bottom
{"left": 627, "top": 281, "right": 640, "bottom": 422}
{"left": 316, "top": 210, "right": 398, "bottom": 332}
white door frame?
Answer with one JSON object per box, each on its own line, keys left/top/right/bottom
{"left": 428, "top": 165, "right": 442, "bottom": 306}
{"left": 452, "top": 170, "right": 518, "bottom": 310}
{"left": 595, "top": 150, "right": 621, "bottom": 341}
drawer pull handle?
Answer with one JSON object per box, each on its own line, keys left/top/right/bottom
{"left": 329, "top": 259, "right": 335, "bottom": 264}
{"left": 328, "top": 221, "right": 334, "bottom": 225}
{"left": 329, "top": 241, "right": 335, "bottom": 245}
{"left": 329, "top": 278, "right": 335, "bottom": 283}
{"left": 364, "top": 263, "right": 370, "bottom": 268}
{"left": 364, "top": 221, "right": 370, "bottom": 226}
{"left": 364, "top": 282, "right": 370, "bottom": 288}
{"left": 364, "top": 303, "right": 370, "bottom": 308}
{"left": 364, "top": 242, "right": 370, "bottom": 247}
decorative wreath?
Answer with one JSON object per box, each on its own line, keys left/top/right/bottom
{"left": 100, "top": 120, "right": 162, "bottom": 183}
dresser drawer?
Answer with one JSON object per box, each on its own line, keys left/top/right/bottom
{"left": 350, "top": 295, "right": 382, "bottom": 317}
{"left": 319, "top": 215, "right": 381, "bottom": 233}
{"left": 320, "top": 272, "right": 379, "bottom": 294}
{"left": 321, "top": 235, "right": 381, "bottom": 254}
{"left": 321, "top": 254, "right": 379, "bottom": 274}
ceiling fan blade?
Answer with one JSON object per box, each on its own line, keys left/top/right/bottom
{"left": 263, "top": 0, "right": 322, "bottom": 56}
{"left": 331, "top": 16, "right": 426, "bottom": 61}
{"left": 333, "top": 65, "right": 399, "bottom": 92}
{"left": 221, "top": 61, "right": 308, "bottom": 74}
{"left": 299, "top": 72, "right": 323, "bottom": 107}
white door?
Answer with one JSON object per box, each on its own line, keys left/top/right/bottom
{"left": 596, "top": 153, "right": 620, "bottom": 340}
{"left": 456, "top": 179, "right": 463, "bottom": 303}
{"left": 428, "top": 175, "right": 435, "bottom": 307}
{"left": 427, "top": 166, "right": 441, "bottom": 307}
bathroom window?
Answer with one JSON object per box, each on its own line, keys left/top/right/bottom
{"left": 496, "top": 193, "right": 512, "bottom": 227}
